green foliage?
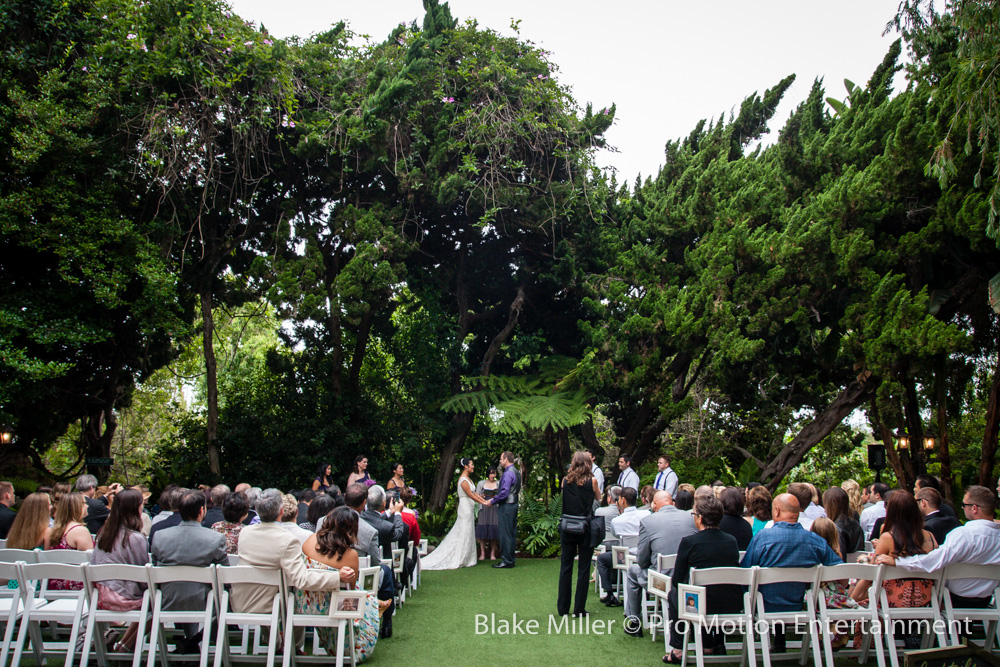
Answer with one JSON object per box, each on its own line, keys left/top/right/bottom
{"left": 519, "top": 493, "right": 562, "bottom": 557}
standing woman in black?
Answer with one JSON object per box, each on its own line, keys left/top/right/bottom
{"left": 557, "top": 451, "right": 602, "bottom": 617}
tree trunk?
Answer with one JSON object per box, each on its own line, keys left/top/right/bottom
{"left": 427, "top": 286, "right": 527, "bottom": 512}
{"left": 82, "top": 405, "right": 118, "bottom": 484}
{"left": 934, "top": 356, "right": 954, "bottom": 501}
{"left": 899, "top": 374, "right": 924, "bottom": 489}
{"left": 979, "top": 352, "right": 1000, "bottom": 487}
{"left": 201, "top": 288, "right": 221, "bottom": 477}
{"left": 761, "top": 374, "right": 879, "bottom": 491}
{"left": 871, "top": 395, "right": 906, "bottom": 485}
{"left": 580, "top": 418, "right": 604, "bottom": 460}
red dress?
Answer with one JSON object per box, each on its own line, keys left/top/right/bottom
{"left": 47, "top": 524, "right": 89, "bottom": 590}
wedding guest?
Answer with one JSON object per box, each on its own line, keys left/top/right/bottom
{"left": 718, "top": 487, "right": 752, "bottom": 550}
{"left": 386, "top": 464, "right": 407, "bottom": 492}
{"left": 300, "top": 494, "right": 336, "bottom": 533}
{"left": 557, "top": 452, "right": 601, "bottom": 617}
{"left": 841, "top": 479, "right": 864, "bottom": 518}
{"left": 745, "top": 486, "right": 773, "bottom": 535}
{"left": 6, "top": 492, "right": 51, "bottom": 550}
{"left": 476, "top": 466, "right": 500, "bottom": 560}
{"left": 211, "top": 492, "right": 249, "bottom": 554}
{"left": 46, "top": 493, "right": 94, "bottom": 589}
{"left": 823, "top": 486, "right": 863, "bottom": 556}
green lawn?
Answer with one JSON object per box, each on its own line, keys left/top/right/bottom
{"left": 368, "top": 557, "right": 674, "bottom": 666}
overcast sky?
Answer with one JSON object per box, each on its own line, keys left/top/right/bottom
{"left": 228, "top": 0, "right": 906, "bottom": 183}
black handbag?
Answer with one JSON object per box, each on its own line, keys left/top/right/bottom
{"left": 560, "top": 514, "right": 588, "bottom": 535}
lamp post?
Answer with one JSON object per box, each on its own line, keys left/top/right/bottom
{"left": 0, "top": 426, "right": 12, "bottom": 445}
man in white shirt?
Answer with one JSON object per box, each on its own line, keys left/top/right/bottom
{"left": 763, "top": 483, "right": 815, "bottom": 531}
{"left": 589, "top": 450, "right": 605, "bottom": 495}
{"left": 802, "top": 483, "right": 827, "bottom": 521}
{"left": 616, "top": 455, "right": 640, "bottom": 491}
{"left": 859, "top": 483, "right": 889, "bottom": 535}
{"left": 877, "top": 485, "right": 1000, "bottom": 609}
{"left": 652, "top": 455, "right": 678, "bottom": 497}
{"left": 596, "top": 488, "right": 649, "bottom": 606}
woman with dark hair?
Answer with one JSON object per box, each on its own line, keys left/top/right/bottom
{"left": 850, "top": 491, "right": 936, "bottom": 608}
{"left": 211, "top": 492, "right": 249, "bottom": 554}
{"left": 823, "top": 486, "right": 863, "bottom": 556}
{"left": 718, "top": 487, "right": 753, "bottom": 550}
{"left": 301, "top": 494, "right": 336, "bottom": 533}
{"left": 475, "top": 465, "right": 500, "bottom": 560}
{"left": 673, "top": 489, "right": 694, "bottom": 512}
{"left": 744, "top": 486, "right": 773, "bottom": 535}
{"left": 297, "top": 506, "right": 386, "bottom": 661}
{"left": 347, "top": 455, "right": 372, "bottom": 487}
{"left": 557, "top": 451, "right": 602, "bottom": 617}
{"left": 662, "top": 496, "right": 741, "bottom": 664}
{"left": 312, "top": 463, "right": 334, "bottom": 492}
{"left": 422, "top": 457, "right": 488, "bottom": 570}
{"left": 385, "top": 463, "right": 406, "bottom": 492}
{"left": 90, "top": 489, "right": 149, "bottom": 651}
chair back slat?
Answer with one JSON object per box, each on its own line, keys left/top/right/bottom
{"left": 147, "top": 563, "right": 217, "bottom": 584}
{"left": 227, "top": 554, "right": 240, "bottom": 566}
{"left": 690, "top": 566, "right": 756, "bottom": 587}
{"left": 18, "top": 561, "right": 86, "bottom": 583}
{"left": 215, "top": 565, "right": 282, "bottom": 587}
{"left": 755, "top": 565, "right": 820, "bottom": 585}
{"left": 36, "top": 549, "right": 90, "bottom": 564}
{"left": 86, "top": 562, "right": 150, "bottom": 584}
{"left": 818, "top": 562, "right": 880, "bottom": 584}
{"left": 0, "top": 549, "right": 38, "bottom": 564}
{"left": 657, "top": 553, "right": 676, "bottom": 572}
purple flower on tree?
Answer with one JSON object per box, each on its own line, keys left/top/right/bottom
{"left": 442, "top": 96, "right": 455, "bottom": 103}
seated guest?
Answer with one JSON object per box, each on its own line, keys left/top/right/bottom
{"left": 916, "top": 487, "right": 961, "bottom": 546}
{"left": 0, "top": 481, "right": 18, "bottom": 540}
{"left": 597, "top": 487, "right": 648, "bottom": 606}
{"left": 76, "top": 474, "right": 121, "bottom": 534}
{"left": 673, "top": 488, "right": 694, "bottom": 513}
{"left": 296, "top": 489, "right": 315, "bottom": 525}
{"left": 840, "top": 479, "right": 864, "bottom": 518}
{"left": 232, "top": 488, "right": 347, "bottom": 637}
{"left": 823, "top": 486, "right": 864, "bottom": 556}
{"left": 624, "top": 491, "right": 697, "bottom": 636}
{"left": 200, "top": 485, "right": 228, "bottom": 528}
{"left": 152, "top": 488, "right": 228, "bottom": 653}
{"left": 279, "top": 493, "right": 313, "bottom": 545}
{"left": 637, "top": 485, "right": 655, "bottom": 512}
{"left": 802, "top": 483, "right": 827, "bottom": 521}
{"left": 859, "top": 482, "right": 889, "bottom": 536}
{"left": 595, "top": 486, "right": 622, "bottom": 542}
{"left": 742, "top": 494, "right": 841, "bottom": 652}
{"left": 150, "top": 486, "right": 179, "bottom": 526}
{"left": 6, "top": 492, "right": 52, "bottom": 550}
{"left": 341, "top": 484, "right": 396, "bottom": 638}
{"left": 300, "top": 494, "right": 336, "bottom": 533}
{"left": 297, "top": 506, "right": 387, "bottom": 661}
{"left": 149, "top": 487, "right": 183, "bottom": 549}
{"left": 764, "top": 482, "right": 815, "bottom": 530}
{"left": 745, "top": 486, "right": 772, "bottom": 536}
{"left": 663, "top": 497, "right": 741, "bottom": 664}
{"left": 914, "top": 474, "right": 957, "bottom": 518}
{"left": 46, "top": 492, "right": 94, "bottom": 590}
{"left": 361, "top": 485, "right": 405, "bottom": 560}
{"left": 211, "top": 492, "right": 249, "bottom": 554}
{"left": 876, "top": 485, "right": 999, "bottom": 610}
{"left": 718, "top": 487, "right": 753, "bottom": 550}
{"left": 90, "top": 489, "right": 150, "bottom": 652}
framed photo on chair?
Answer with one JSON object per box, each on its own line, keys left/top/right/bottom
{"left": 678, "top": 583, "right": 706, "bottom": 622}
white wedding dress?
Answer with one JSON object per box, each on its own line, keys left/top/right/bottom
{"left": 420, "top": 475, "right": 478, "bottom": 570}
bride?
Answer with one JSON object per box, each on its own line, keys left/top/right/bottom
{"left": 421, "top": 458, "right": 489, "bottom": 570}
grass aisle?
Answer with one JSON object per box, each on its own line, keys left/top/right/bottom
{"left": 368, "top": 558, "right": 668, "bottom": 666}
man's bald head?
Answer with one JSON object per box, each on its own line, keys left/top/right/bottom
{"left": 694, "top": 485, "right": 714, "bottom": 499}
{"left": 772, "top": 493, "right": 801, "bottom": 523}
{"left": 651, "top": 490, "right": 673, "bottom": 512}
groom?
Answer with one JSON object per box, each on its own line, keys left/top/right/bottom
{"left": 491, "top": 451, "right": 521, "bottom": 569}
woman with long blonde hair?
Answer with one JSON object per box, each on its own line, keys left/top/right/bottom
{"left": 841, "top": 479, "right": 864, "bottom": 518}
{"left": 46, "top": 492, "right": 93, "bottom": 589}
{"left": 5, "top": 492, "right": 52, "bottom": 550}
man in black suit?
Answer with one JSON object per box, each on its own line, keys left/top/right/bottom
{"left": 916, "top": 487, "right": 961, "bottom": 545}
{"left": 296, "top": 489, "right": 315, "bottom": 525}
{"left": 914, "top": 475, "right": 957, "bottom": 518}
{"left": 200, "top": 484, "right": 228, "bottom": 528}
{"left": 0, "top": 481, "right": 17, "bottom": 539}
{"left": 76, "top": 474, "right": 120, "bottom": 534}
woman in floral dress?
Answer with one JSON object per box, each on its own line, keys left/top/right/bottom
{"left": 294, "top": 506, "right": 387, "bottom": 661}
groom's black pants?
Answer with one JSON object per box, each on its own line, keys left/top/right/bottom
{"left": 497, "top": 502, "right": 518, "bottom": 565}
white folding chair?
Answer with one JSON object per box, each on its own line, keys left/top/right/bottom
{"left": 416, "top": 540, "right": 428, "bottom": 589}
{"left": 80, "top": 562, "right": 152, "bottom": 667}
{"left": 0, "top": 561, "right": 25, "bottom": 667}
{"left": 644, "top": 553, "right": 676, "bottom": 631}
{"left": 877, "top": 565, "right": 948, "bottom": 667}
{"left": 0, "top": 549, "right": 39, "bottom": 565}
{"left": 611, "top": 545, "right": 631, "bottom": 599}
{"left": 0, "top": 540, "right": 6, "bottom": 549}
{"left": 403, "top": 541, "right": 416, "bottom": 595}
{"left": 11, "top": 561, "right": 89, "bottom": 667}
{"left": 939, "top": 563, "right": 1000, "bottom": 650}
{"left": 390, "top": 549, "right": 404, "bottom": 605}
{"left": 816, "top": 563, "right": 885, "bottom": 667}
{"left": 754, "top": 566, "right": 822, "bottom": 667}
{"left": 647, "top": 570, "right": 671, "bottom": 647}
{"left": 213, "top": 566, "right": 283, "bottom": 667}
{"left": 356, "top": 556, "right": 369, "bottom": 570}
{"left": 227, "top": 555, "right": 241, "bottom": 567}
{"left": 38, "top": 550, "right": 92, "bottom": 565}
{"left": 592, "top": 544, "right": 608, "bottom": 596}
{"left": 283, "top": 588, "right": 366, "bottom": 667}
{"left": 680, "top": 566, "right": 758, "bottom": 667}
{"left": 146, "top": 564, "right": 217, "bottom": 667}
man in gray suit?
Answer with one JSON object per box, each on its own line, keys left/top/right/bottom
{"left": 623, "top": 490, "right": 696, "bottom": 636}
{"left": 152, "top": 488, "right": 229, "bottom": 653}
{"left": 595, "top": 486, "right": 622, "bottom": 543}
